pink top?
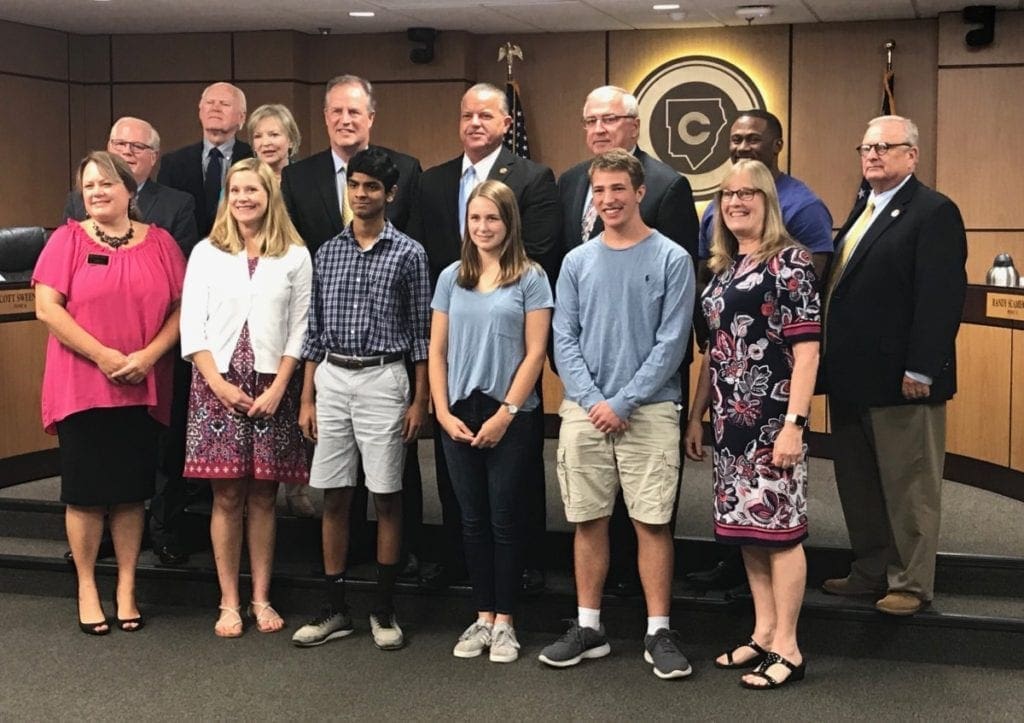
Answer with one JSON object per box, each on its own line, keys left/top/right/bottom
{"left": 33, "top": 221, "right": 186, "bottom": 433}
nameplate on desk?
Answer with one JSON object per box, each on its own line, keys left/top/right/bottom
{"left": 0, "top": 287, "right": 35, "bottom": 319}
{"left": 986, "top": 292, "right": 1024, "bottom": 321}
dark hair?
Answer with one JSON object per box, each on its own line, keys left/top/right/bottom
{"left": 347, "top": 147, "right": 399, "bottom": 193}
{"left": 588, "top": 148, "right": 644, "bottom": 190}
{"left": 732, "top": 109, "right": 783, "bottom": 141}
{"left": 77, "top": 151, "right": 142, "bottom": 221}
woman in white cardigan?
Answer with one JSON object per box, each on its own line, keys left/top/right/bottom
{"left": 180, "top": 158, "right": 312, "bottom": 637}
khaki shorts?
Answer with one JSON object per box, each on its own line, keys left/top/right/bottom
{"left": 555, "top": 399, "right": 681, "bottom": 525}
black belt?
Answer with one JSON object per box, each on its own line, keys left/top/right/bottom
{"left": 325, "top": 352, "right": 404, "bottom": 370}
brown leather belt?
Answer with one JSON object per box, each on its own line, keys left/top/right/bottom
{"left": 325, "top": 352, "right": 404, "bottom": 370}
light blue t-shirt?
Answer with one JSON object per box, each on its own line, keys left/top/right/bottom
{"left": 553, "top": 230, "right": 695, "bottom": 420}
{"left": 431, "top": 262, "right": 554, "bottom": 410}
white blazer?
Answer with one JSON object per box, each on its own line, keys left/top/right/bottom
{"left": 180, "top": 239, "right": 312, "bottom": 374}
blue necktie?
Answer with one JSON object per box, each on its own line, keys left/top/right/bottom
{"left": 458, "top": 165, "right": 477, "bottom": 238}
{"left": 204, "top": 147, "right": 223, "bottom": 226}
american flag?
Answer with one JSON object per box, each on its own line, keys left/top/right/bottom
{"left": 503, "top": 80, "right": 530, "bottom": 159}
{"left": 857, "top": 68, "right": 896, "bottom": 201}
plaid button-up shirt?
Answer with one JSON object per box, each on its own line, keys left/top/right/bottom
{"left": 301, "top": 222, "right": 431, "bottom": 363}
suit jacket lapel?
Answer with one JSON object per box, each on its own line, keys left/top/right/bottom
{"left": 837, "top": 175, "right": 918, "bottom": 287}
{"left": 136, "top": 182, "right": 158, "bottom": 219}
{"left": 316, "top": 151, "right": 343, "bottom": 236}
{"left": 488, "top": 147, "right": 516, "bottom": 184}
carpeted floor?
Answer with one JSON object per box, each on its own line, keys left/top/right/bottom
{"left": 1, "top": 593, "right": 1020, "bottom": 722}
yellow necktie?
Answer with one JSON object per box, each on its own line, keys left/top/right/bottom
{"left": 342, "top": 188, "right": 354, "bottom": 227}
{"left": 828, "top": 200, "right": 875, "bottom": 297}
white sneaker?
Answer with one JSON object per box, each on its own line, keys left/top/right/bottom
{"left": 453, "top": 620, "right": 493, "bottom": 658}
{"left": 489, "top": 622, "right": 520, "bottom": 663}
{"left": 291, "top": 609, "right": 353, "bottom": 648}
{"left": 369, "top": 612, "right": 404, "bottom": 650}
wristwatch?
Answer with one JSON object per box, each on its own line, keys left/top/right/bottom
{"left": 503, "top": 402, "right": 520, "bottom": 416}
{"left": 784, "top": 413, "right": 809, "bottom": 428}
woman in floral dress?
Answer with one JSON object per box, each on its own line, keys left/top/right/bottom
{"left": 684, "top": 159, "right": 821, "bottom": 689}
{"left": 180, "top": 158, "right": 312, "bottom": 637}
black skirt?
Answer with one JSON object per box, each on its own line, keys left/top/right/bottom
{"left": 56, "top": 406, "right": 160, "bottom": 506}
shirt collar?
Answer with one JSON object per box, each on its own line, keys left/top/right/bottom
{"left": 461, "top": 145, "right": 503, "bottom": 181}
{"left": 868, "top": 173, "right": 913, "bottom": 211}
{"left": 203, "top": 137, "right": 236, "bottom": 159}
{"left": 332, "top": 147, "right": 370, "bottom": 173}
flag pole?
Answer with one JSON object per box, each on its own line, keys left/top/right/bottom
{"left": 498, "top": 42, "right": 524, "bottom": 156}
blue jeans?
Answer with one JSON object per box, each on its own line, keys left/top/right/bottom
{"left": 440, "top": 391, "right": 536, "bottom": 615}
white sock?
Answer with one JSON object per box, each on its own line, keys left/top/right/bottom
{"left": 578, "top": 607, "right": 601, "bottom": 630}
{"left": 647, "top": 616, "right": 670, "bottom": 636}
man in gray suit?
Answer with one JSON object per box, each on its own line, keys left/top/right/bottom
{"left": 557, "top": 86, "right": 698, "bottom": 597}
{"left": 64, "top": 116, "right": 198, "bottom": 255}
{"left": 64, "top": 116, "right": 198, "bottom": 566}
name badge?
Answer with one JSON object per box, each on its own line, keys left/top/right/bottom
{"left": 87, "top": 254, "right": 109, "bottom": 265}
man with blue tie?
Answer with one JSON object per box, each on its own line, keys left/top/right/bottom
{"left": 157, "top": 82, "right": 252, "bottom": 238}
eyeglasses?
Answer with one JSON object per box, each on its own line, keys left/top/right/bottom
{"left": 720, "top": 187, "right": 761, "bottom": 202}
{"left": 855, "top": 142, "right": 912, "bottom": 157}
{"left": 109, "top": 139, "right": 155, "bottom": 154}
{"left": 582, "top": 114, "right": 637, "bottom": 129}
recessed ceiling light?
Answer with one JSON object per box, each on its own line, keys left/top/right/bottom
{"left": 349, "top": 11, "right": 375, "bottom": 18}
{"left": 652, "top": 3, "right": 681, "bottom": 9}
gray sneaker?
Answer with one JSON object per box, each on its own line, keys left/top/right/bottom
{"left": 291, "top": 608, "right": 354, "bottom": 648}
{"left": 538, "top": 619, "right": 611, "bottom": 667}
{"left": 489, "top": 621, "right": 520, "bottom": 663}
{"left": 453, "top": 620, "right": 493, "bottom": 658}
{"left": 643, "top": 628, "right": 693, "bottom": 679}
{"left": 369, "top": 612, "right": 405, "bottom": 650}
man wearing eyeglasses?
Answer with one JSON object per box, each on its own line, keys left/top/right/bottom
{"left": 64, "top": 117, "right": 198, "bottom": 255}
{"left": 820, "top": 115, "right": 967, "bottom": 616}
{"left": 61, "top": 115, "right": 199, "bottom": 567}
{"left": 557, "top": 85, "right": 699, "bottom": 598}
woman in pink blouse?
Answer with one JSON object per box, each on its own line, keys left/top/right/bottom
{"left": 34, "top": 151, "right": 186, "bottom": 635}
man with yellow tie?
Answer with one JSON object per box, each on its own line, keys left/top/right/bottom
{"left": 819, "top": 115, "right": 967, "bottom": 616}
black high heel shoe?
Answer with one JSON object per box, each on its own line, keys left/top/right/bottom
{"left": 112, "top": 590, "right": 146, "bottom": 632}
{"left": 78, "top": 619, "right": 111, "bottom": 636}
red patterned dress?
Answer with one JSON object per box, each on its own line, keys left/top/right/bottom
{"left": 184, "top": 257, "right": 308, "bottom": 483}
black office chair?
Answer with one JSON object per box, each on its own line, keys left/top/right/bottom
{"left": 0, "top": 226, "right": 47, "bottom": 283}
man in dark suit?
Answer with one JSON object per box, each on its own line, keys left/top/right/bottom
{"left": 408, "top": 82, "right": 560, "bottom": 591}
{"left": 65, "top": 116, "right": 198, "bottom": 254}
{"left": 282, "top": 74, "right": 424, "bottom": 575}
{"left": 281, "top": 74, "right": 420, "bottom": 258}
{"left": 558, "top": 85, "right": 699, "bottom": 597}
{"left": 63, "top": 116, "right": 198, "bottom": 566}
{"left": 157, "top": 82, "right": 252, "bottom": 238}
{"left": 821, "top": 115, "right": 967, "bottom": 616}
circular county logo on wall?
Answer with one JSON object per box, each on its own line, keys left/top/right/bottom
{"left": 635, "top": 56, "right": 765, "bottom": 201}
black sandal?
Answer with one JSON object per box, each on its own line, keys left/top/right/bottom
{"left": 116, "top": 614, "right": 146, "bottom": 632}
{"left": 740, "top": 652, "right": 806, "bottom": 689}
{"left": 78, "top": 619, "right": 110, "bottom": 636}
{"left": 715, "top": 638, "right": 768, "bottom": 669}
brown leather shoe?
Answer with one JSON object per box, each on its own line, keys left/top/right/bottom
{"left": 821, "top": 576, "right": 885, "bottom": 597}
{"left": 875, "top": 592, "right": 926, "bottom": 616}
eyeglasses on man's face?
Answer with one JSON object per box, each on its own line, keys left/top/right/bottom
{"left": 582, "top": 114, "right": 637, "bottom": 129}
{"left": 109, "top": 139, "right": 155, "bottom": 154}
{"left": 856, "top": 142, "right": 912, "bottom": 157}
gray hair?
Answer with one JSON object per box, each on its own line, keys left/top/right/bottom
{"left": 201, "top": 82, "right": 247, "bottom": 114}
{"left": 465, "top": 83, "right": 509, "bottom": 115}
{"left": 324, "top": 75, "right": 376, "bottom": 113}
{"left": 584, "top": 85, "right": 638, "bottom": 117}
{"left": 109, "top": 116, "right": 161, "bottom": 152}
{"left": 868, "top": 115, "right": 919, "bottom": 147}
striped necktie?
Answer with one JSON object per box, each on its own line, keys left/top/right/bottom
{"left": 338, "top": 165, "right": 354, "bottom": 227}
{"left": 581, "top": 196, "right": 599, "bottom": 242}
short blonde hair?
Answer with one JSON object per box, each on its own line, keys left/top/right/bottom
{"left": 208, "top": 158, "right": 303, "bottom": 258}
{"left": 708, "top": 159, "right": 799, "bottom": 274}
{"left": 247, "top": 104, "right": 302, "bottom": 158}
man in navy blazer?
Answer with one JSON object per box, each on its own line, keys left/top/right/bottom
{"left": 282, "top": 75, "right": 421, "bottom": 256}
{"left": 821, "top": 115, "right": 967, "bottom": 616}
{"left": 64, "top": 117, "right": 198, "bottom": 255}
{"left": 408, "top": 82, "right": 560, "bottom": 591}
{"left": 282, "top": 74, "right": 424, "bottom": 575}
{"left": 64, "top": 116, "right": 199, "bottom": 566}
{"left": 157, "top": 82, "right": 252, "bottom": 238}
{"left": 558, "top": 85, "right": 699, "bottom": 597}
